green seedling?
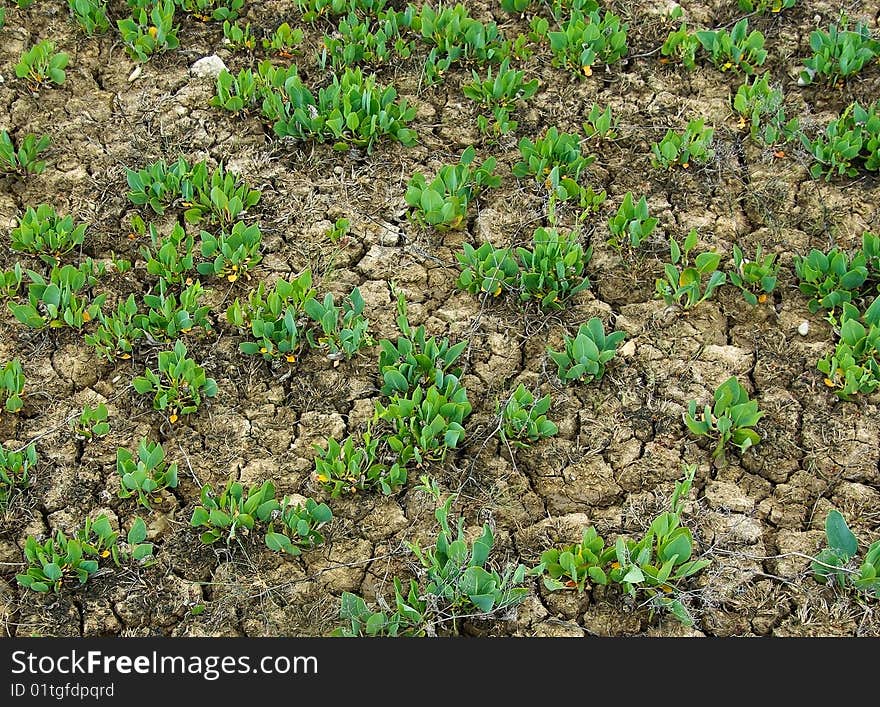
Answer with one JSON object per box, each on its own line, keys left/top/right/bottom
{"left": 117, "top": 0, "right": 180, "bottom": 63}
{"left": 16, "top": 40, "right": 68, "bottom": 89}
{"left": 304, "top": 287, "right": 372, "bottom": 360}
{"left": 0, "top": 264, "right": 25, "bottom": 301}
{"left": 548, "top": 9, "right": 628, "bottom": 78}
{"left": 547, "top": 317, "right": 625, "bottom": 383}
{"left": 582, "top": 103, "right": 618, "bottom": 141}
{"left": 135, "top": 281, "right": 212, "bottom": 340}
{"left": 10, "top": 204, "right": 86, "bottom": 266}
{"left": 222, "top": 20, "right": 256, "bottom": 51}
{"left": 812, "top": 509, "right": 880, "bottom": 598}
{"left": 661, "top": 23, "right": 699, "bottom": 69}
{"left": 651, "top": 119, "right": 715, "bottom": 170}
{"left": 405, "top": 146, "right": 500, "bottom": 229}
{"left": 116, "top": 439, "right": 178, "bottom": 508}
{"left": 85, "top": 294, "right": 143, "bottom": 361}
{"left": 728, "top": 244, "right": 779, "bottom": 305}
{"left": 1, "top": 359, "right": 26, "bottom": 414}
{"left": 262, "top": 21, "right": 303, "bottom": 56}
{"left": 140, "top": 222, "right": 196, "bottom": 286}
{"left": 456, "top": 242, "right": 519, "bottom": 297}
{"left": 606, "top": 192, "right": 657, "bottom": 249}
{"left": 799, "top": 21, "right": 879, "bottom": 86}
{"left": 0, "top": 443, "right": 36, "bottom": 507}
{"left": 335, "top": 580, "right": 425, "bottom": 637}
{"left": 801, "top": 101, "right": 880, "bottom": 180}
{"left": 684, "top": 376, "right": 763, "bottom": 459}
{"left": 178, "top": 0, "right": 243, "bottom": 22}
{"left": 818, "top": 299, "right": 880, "bottom": 399}
{"left": 318, "top": 10, "right": 415, "bottom": 71}
{"left": 227, "top": 270, "right": 315, "bottom": 361}
{"left": 498, "top": 384, "right": 557, "bottom": 448}
{"left": 737, "top": 0, "right": 795, "bottom": 12}
{"left": 517, "top": 227, "right": 591, "bottom": 309}
{"left": 69, "top": 0, "right": 109, "bottom": 35}
{"left": 182, "top": 163, "right": 261, "bottom": 226}
{"left": 71, "top": 403, "right": 109, "bottom": 441}
{"left": 513, "top": 127, "right": 594, "bottom": 187}
{"left": 198, "top": 221, "right": 262, "bottom": 281}
{"left": 265, "top": 496, "right": 332, "bottom": 556}
{"left": 655, "top": 230, "right": 726, "bottom": 309}
{"left": 125, "top": 157, "right": 193, "bottom": 214}
{"left": 794, "top": 247, "right": 867, "bottom": 315}
{"left": 9, "top": 264, "right": 105, "bottom": 329}
{"left": 0, "top": 131, "right": 50, "bottom": 177}
{"left": 463, "top": 57, "right": 538, "bottom": 119}
{"left": 190, "top": 479, "right": 278, "bottom": 545}
{"left": 132, "top": 339, "right": 218, "bottom": 421}
{"left": 696, "top": 18, "right": 767, "bottom": 74}
{"left": 315, "top": 431, "right": 406, "bottom": 496}
{"left": 211, "top": 68, "right": 260, "bottom": 114}
{"left": 733, "top": 73, "right": 800, "bottom": 147}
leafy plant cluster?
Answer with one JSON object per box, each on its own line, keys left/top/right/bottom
{"left": 462, "top": 58, "right": 538, "bottom": 137}
{"left": 0, "top": 442, "right": 35, "bottom": 507}
{"left": 317, "top": 9, "right": 415, "bottom": 71}
{"left": 655, "top": 229, "right": 726, "bottom": 309}
{"left": 17, "top": 515, "right": 154, "bottom": 593}
{"left": 8, "top": 262, "right": 106, "bottom": 330}
{"left": 190, "top": 478, "right": 332, "bottom": 556}
{"left": 661, "top": 18, "right": 766, "bottom": 73}
{"left": 547, "top": 8, "right": 628, "bottom": 78}
{"left": 405, "top": 146, "right": 500, "bottom": 229}
{"left": 684, "top": 376, "right": 763, "bottom": 460}
{"left": 799, "top": 20, "right": 880, "bottom": 86}
{"left": 733, "top": 73, "right": 800, "bottom": 147}
{"left": 16, "top": 39, "right": 69, "bottom": 89}
{"left": 812, "top": 510, "right": 879, "bottom": 598}
{"left": 456, "top": 226, "right": 591, "bottom": 310}
{"left": 650, "top": 119, "right": 715, "bottom": 170}
{"left": 801, "top": 100, "right": 879, "bottom": 180}
{"left": 1, "top": 359, "right": 25, "bottom": 414}
{"left": 10, "top": 204, "right": 87, "bottom": 267}
{"left": 0, "top": 131, "right": 51, "bottom": 177}
{"left": 531, "top": 465, "right": 710, "bottom": 625}
{"left": 337, "top": 486, "right": 528, "bottom": 635}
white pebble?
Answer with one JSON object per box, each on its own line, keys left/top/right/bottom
{"left": 797, "top": 321, "right": 810, "bottom": 336}
{"left": 190, "top": 54, "right": 227, "bottom": 80}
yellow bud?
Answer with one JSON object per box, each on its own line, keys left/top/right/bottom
{"left": 823, "top": 378, "right": 835, "bottom": 388}
{"left": 227, "top": 274, "right": 238, "bottom": 282}
{"left": 169, "top": 413, "right": 178, "bottom": 423}
{"left": 82, "top": 311, "right": 92, "bottom": 322}
{"left": 260, "top": 347, "right": 268, "bottom": 354}
{"left": 682, "top": 162, "right": 689, "bottom": 169}
{"left": 757, "top": 293, "right": 768, "bottom": 304}
{"left": 101, "top": 550, "right": 110, "bottom": 558}
{"left": 316, "top": 474, "right": 328, "bottom": 483}
{"left": 148, "top": 26, "right": 158, "bottom": 38}
{"left": 285, "top": 354, "right": 296, "bottom": 363}
{"left": 582, "top": 65, "right": 593, "bottom": 76}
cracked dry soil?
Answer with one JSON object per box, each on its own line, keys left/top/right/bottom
{"left": 0, "top": 0, "right": 879, "bottom": 637}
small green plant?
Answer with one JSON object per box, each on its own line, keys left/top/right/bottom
{"left": 733, "top": 73, "right": 800, "bottom": 147}
{"left": 0, "top": 264, "right": 24, "bottom": 301}
{"left": 800, "top": 101, "right": 880, "bottom": 180}
{"left": 498, "top": 384, "right": 557, "bottom": 448}
{"left": 531, "top": 465, "right": 710, "bottom": 625}
{"left": 462, "top": 59, "right": 538, "bottom": 134}
{"left": 318, "top": 10, "right": 415, "bottom": 71}
{"left": 227, "top": 271, "right": 315, "bottom": 361}
{"left": 326, "top": 217, "right": 350, "bottom": 243}
{"left": 197, "top": 222, "right": 262, "bottom": 281}
{"left": 456, "top": 242, "right": 519, "bottom": 297}
{"left": 548, "top": 9, "right": 628, "bottom": 78}
{"left": 10, "top": 204, "right": 86, "bottom": 266}
{"left": 190, "top": 479, "right": 278, "bottom": 544}
{"left": 211, "top": 68, "right": 260, "bottom": 115}
{"left": 651, "top": 119, "right": 715, "bottom": 170}
{"left": 0, "top": 131, "right": 51, "bottom": 177}
{"left": 68, "top": 0, "right": 110, "bottom": 35}
{"left": 582, "top": 103, "right": 618, "bottom": 141}
{"left": 405, "top": 146, "right": 500, "bottom": 230}
{"left": 16, "top": 40, "right": 69, "bottom": 89}
{"left": 799, "top": 21, "right": 879, "bottom": 86}
{"left": 132, "top": 339, "right": 218, "bottom": 422}
{"left": 265, "top": 496, "right": 333, "bottom": 556}
{"left": 1, "top": 359, "right": 25, "bottom": 414}
{"left": 406, "top": 491, "right": 528, "bottom": 632}
{"left": 696, "top": 18, "right": 767, "bottom": 74}
{"left": 182, "top": 163, "right": 261, "bottom": 226}
{"left": 125, "top": 157, "right": 193, "bottom": 214}
{"left": 178, "top": 0, "right": 243, "bottom": 22}
{"left": 271, "top": 67, "right": 417, "bottom": 153}
{"left": 85, "top": 294, "right": 143, "bottom": 361}
{"left": 117, "top": 0, "right": 180, "bottom": 63}
{"left": 315, "top": 431, "right": 406, "bottom": 496}
{"left": 794, "top": 247, "right": 868, "bottom": 314}
{"left": 655, "top": 230, "right": 726, "bottom": 309}
{"left": 262, "top": 21, "right": 304, "bottom": 56}
{"left": 9, "top": 264, "right": 106, "bottom": 330}
{"left": 516, "top": 227, "right": 591, "bottom": 309}
{"left": 222, "top": 20, "right": 256, "bottom": 51}
{"left": 335, "top": 581, "right": 425, "bottom": 636}
{"left": 140, "top": 222, "right": 196, "bottom": 286}
{"left": 728, "top": 244, "right": 779, "bottom": 305}
{"left": 661, "top": 24, "right": 699, "bottom": 70}
{"left": 0, "top": 443, "right": 35, "bottom": 506}
{"left": 817, "top": 299, "right": 880, "bottom": 399}
{"left": 513, "top": 127, "right": 594, "bottom": 187}
{"left": 812, "top": 509, "right": 880, "bottom": 598}
{"left": 71, "top": 403, "right": 109, "bottom": 441}
{"left": 547, "top": 317, "right": 625, "bottom": 383}
{"left": 606, "top": 192, "right": 658, "bottom": 249}
{"left": 738, "top": 0, "right": 796, "bottom": 12}
{"left": 684, "top": 376, "right": 763, "bottom": 459}
{"left": 377, "top": 294, "right": 467, "bottom": 396}
{"left": 16, "top": 515, "right": 153, "bottom": 593}
{"left": 375, "top": 377, "right": 472, "bottom": 465}
{"left": 304, "top": 287, "right": 372, "bottom": 360}
{"left": 116, "top": 439, "right": 179, "bottom": 508}
{"left": 135, "top": 281, "right": 212, "bottom": 340}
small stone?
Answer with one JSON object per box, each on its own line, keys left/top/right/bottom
{"left": 619, "top": 340, "right": 636, "bottom": 357}
{"left": 127, "top": 66, "right": 142, "bottom": 83}
{"left": 190, "top": 55, "right": 227, "bottom": 80}
{"left": 797, "top": 321, "right": 809, "bottom": 336}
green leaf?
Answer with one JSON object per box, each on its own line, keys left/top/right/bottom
{"left": 825, "top": 510, "right": 857, "bottom": 558}
{"left": 127, "top": 517, "right": 147, "bottom": 544}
